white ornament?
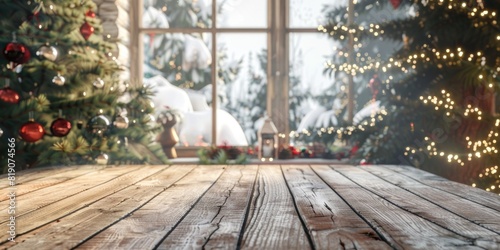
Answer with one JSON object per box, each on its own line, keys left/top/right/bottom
{"left": 52, "top": 74, "right": 65, "bottom": 86}
{"left": 93, "top": 78, "right": 105, "bottom": 89}
{"left": 96, "top": 153, "right": 109, "bottom": 165}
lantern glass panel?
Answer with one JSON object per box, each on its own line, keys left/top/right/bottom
{"left": 261, "top": 135, "right": 274, "bottom": 158}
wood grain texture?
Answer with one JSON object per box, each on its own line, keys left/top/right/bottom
{"left": 333, "top": 165, "right": 500, "bottom": 249}
{"left": 157, "top": 165, "right": 258, "bottom": 249}
{"left": 0, "top": 165, "right": 142, "bottom": 220}
{"left": 6, "top": 165, "right": 195, "bottom": 250}
{"left": 312, "top": 165, "right": 478, "bottom": 249}
{"left": 0, "top": 165, "right": 102, "bottom": 202}
{"left": 281, "top": 165, "right": 391, "bottom": 250}
{"left": 384, "top": 165, "right": 500, "bottom": 212}
{"left": 240, "top": 165, "right": 312, "bottom": 249}
{"left": 0, "top": 165, "right": 98, "bottom": 189}
{"left": 0, "top": 164, "right": 498, "bottom": 250}
{"left": 2, "top": 165, "right": 163, "bottom": 237}
{"left": 361, "top": 165, "right": 500, "bottom": 234}
{"left": 3, "top": 165, "right": 195, "bottom": 250}
{"left": 76, "top": 165, "right": 225, "bottom": 250}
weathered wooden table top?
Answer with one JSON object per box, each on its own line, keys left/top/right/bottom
{"left": 1, "top": 164, "right": 499, "bottom": 249}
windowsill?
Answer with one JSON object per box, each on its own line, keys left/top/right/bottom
{"left": 169, "top": 157, "right": 349, "bottom": 165}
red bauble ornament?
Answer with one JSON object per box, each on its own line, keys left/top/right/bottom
{"left": 0, "top": 87, "right": 20, "bottom": 104}
{"left": 3, "top": 42, "right": 27, "bottom": 63}
{"left": 18, "top": 44, "right": 31, "bottom": 64}
{"left": 86, "top": 10, "right": 96, "bottom": 18}
{"left": 360, "top": 159, "right": 370, "bottom": 165}
{"left": 19, "top": 121, "right": 45, "bottom": 142}
{"left": 80, "top": 22, "right": 94, "bottom": 41}
{"left": 369, "top": 75, "right": 382, "bottom": 100}
{"left": 390, "top": 0, "right": 402, "bottom": 9}
{"left": 28, "top": 11, "right": 40, "bottom": 22}
{"left": 50, "top": 118, "right": 72, "bottom": 137}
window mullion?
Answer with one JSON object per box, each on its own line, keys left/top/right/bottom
{"left": 267, "top": 0, "right": 289, "bottom": 143}
{"left": 211, "top": 0, "right": 217, "bottom": 146}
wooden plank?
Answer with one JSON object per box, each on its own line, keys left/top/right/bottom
{"left": 384, "top": 165, "right": 500, "bottom": 212}
{"left": 0, "top": 165, "right": 143, "bottom": 219}
{"left": 0, "top": 165, "right": 93, "bottom": 189}
{"left": 332, "top": 165, "right": 500, "bottom": 249}
{"left": 281, "top": 165, "right": 391, "bottom": 249}
{"left": 0, "top": 165, "right": 138, "bottom": 225}
{"left": 1, "top": 165, "right": 196, "bottom": 250}
{"left": 76, "top": 165, "right": 225, "bottom": 250}
{"left": 0, "top": 165, "right": 164, "bottom": 237}
{"left": 359, "top": 165, "right": 500, "bottom": 234}
{"left": 240, "top": 165, "right": 312, "bottom": 249}
{"left": 157, "top": 165, "right": 258, "bottom": 249}
{"left": 312, "top": 165, "right": 480, "bottom": 249}
{"left": 0, "top": 165, "right": 102, "bottom": 202}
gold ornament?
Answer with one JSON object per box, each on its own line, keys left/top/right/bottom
{"left": 113, "top": 114, "right": 129, "bottom": 129}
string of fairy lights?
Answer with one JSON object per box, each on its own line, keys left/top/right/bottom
{"left": 410, "top": 89, "right": 500, "bottom": 160}
{"left": 284, "top": 107, "right": 388, "bottom": 140}
{"left": 318, "top": 0, "right": 499, "bottom": 79}
{"left": 294, "top": 0, "right": 499, "bottom": 135}
{"left": 292, "top": 0, "right": 500, "bottom": 192}
{"left": 401, "top": 88, "right": 499, "bottom": 191}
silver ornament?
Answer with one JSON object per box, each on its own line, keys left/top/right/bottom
{"left": 52, "top": 74, "right": 65, "bottom": 86}
{"left": 14, "top": 65, "right": 23, "bottom": 73}
{"left": 36, "top": 45, "right": 58, "bottom": 61}
{"left": 86, "top": 115, "right": 110, "bottom": 135}
{"left": 93, "top": 78, "right": 104, "bottom": 89}
{"left": 113, "top": 114, "right": 129, "bottom": 129}
{"left": 118, "top": 136, "right": 129, "bottom": 148}
{"left": 95, "top": 153, "right": 109, "bottom": 165}
{"left": 0, "top": 127, "right": 3, "bottom": 137}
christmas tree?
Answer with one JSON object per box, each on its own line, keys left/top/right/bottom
{"left": 323, "top": 0, "right": 500, "bottom": 193}
{"left": 321, "top": 1, "right": 408, "bottom": 117}
{"left": 0, "top": 0, "right": 168, "bottom": 172}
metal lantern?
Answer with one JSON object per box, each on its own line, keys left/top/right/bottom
{"left": 258, "top": 118, "right": 278, "bottom": 161}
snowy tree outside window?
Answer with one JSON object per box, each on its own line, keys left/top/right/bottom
{"left": 136, "top": 0, "right": 357, "bottom": 149}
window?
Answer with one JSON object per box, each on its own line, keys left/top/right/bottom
{"left": 130, "top": 0, "right": 340, "bottom": 148}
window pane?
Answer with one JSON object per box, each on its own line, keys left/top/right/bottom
{"left": 216, "top": 0, "right": 267, "bottom": 28}
{"left": 217, "top": 33, "right": 267, "bottom": 146}
{"left": 289, "top": 0, "right": 337, "bottom": 28}
{"left": 289, "top": 33, "right": 340, "bottom": 133}
{"left": 142, "top": 0, "right": 212, "bottom": 28}
{"left": 144, "top": 32, "right": 213, "bottom": 146}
